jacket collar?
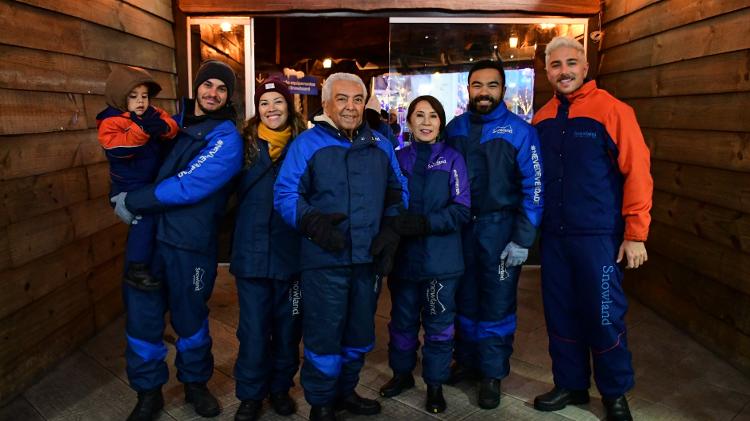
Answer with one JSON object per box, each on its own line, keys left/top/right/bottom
{"left": 556, "top": 79, "right": 597, "bottom": 106}
{"left": 468, "top": 101, "right": 509, "bottom": 124}
{"left": 406, "top": 139, "right": 448, "bottom": 162}
{"left": 178, "top": 97, "right": 238, "bottom": 128}
{"left": 313, "top": 113, "right": 367, "bottom": 142}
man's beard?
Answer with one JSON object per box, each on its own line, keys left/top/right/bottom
{"left": 469, "top": 95, "right": 500, "bottom": 114}
{"left": 197, "top": 96, "right": 223, "bottom": 115}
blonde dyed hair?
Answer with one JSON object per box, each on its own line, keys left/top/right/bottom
{"left": 545, "top": 36, "right": 586, "bottom": 66}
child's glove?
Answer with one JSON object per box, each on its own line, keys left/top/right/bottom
{"left": 130, "top": 112, "right": 146, "bottom": 129}
{"left": 141, "top": 115, "right": 169, "bottom": 138}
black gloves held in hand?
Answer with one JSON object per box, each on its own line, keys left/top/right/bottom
{"left": 131, "top": 107, "right": 168, "bottom": 138}
{"left": 391, "top": 213, "right": 430, "bottom": 237}
{"left": 300, "top": 212, "right": 348, "bottom": 252}
{"left": 370, "top": 218, "right": 401, "bottom": 275}
{"left": 141, "top": 116, "right": 169, "bottom": 138}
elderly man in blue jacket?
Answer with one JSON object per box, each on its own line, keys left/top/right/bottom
{"left": 110, "top": 60, "right": 244, "bottom": 421}
{"left": 445, "top": 59, "right": 543, "bottom": 410}
{"left": 274, "top": 72, "right": 408, "bottom": 421}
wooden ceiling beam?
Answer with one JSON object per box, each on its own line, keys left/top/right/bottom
{"left": 178, "top": 0, "right": 600, "bottom": 15}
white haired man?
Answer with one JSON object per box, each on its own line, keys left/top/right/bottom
{"left": 274, "top": 73, "right": 409, "bottom": 421}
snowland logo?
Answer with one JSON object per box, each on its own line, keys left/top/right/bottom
{"left": 498, "top": 259, "right": 509, "bottom": 281}
{"left": 289, "top": 279, "right": 301, "bottom": 316}
{"left": 192, "top": 267, "right": 205, "bottom": 292}
{"left": 426, "top": 280, "right": 446, "bottom": 315}
{"left": 453, "top": 169, "right": 461, "bottom": 196}
{"left": 601, "top": 265, "right": 615, "bottom": 325}
{"left": 574, "top": 130, "right": 597, "bottom": 139}
{"left": 492, "top": 125, "right": 513, "bottom": 135}
{"left": 427, "top": 157, "right": 448, "bottom": 169}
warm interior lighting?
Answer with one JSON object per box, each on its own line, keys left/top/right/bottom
{"left": 323, "top": 58, "right": 332, "bottom": 69}
{"left": 509, "top": 35, "right": 519, "bottom": 49}
{"left": 220, "top": 22, "right": 232, "bottom": 32}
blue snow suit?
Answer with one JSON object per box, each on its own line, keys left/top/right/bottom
{"left": 533, "top": 81, "right": 652, "bottom": 398}
{"left": 96, "top": 106, "right": 177, "bottom": 265}
{"left": 445, "top": 103, "right": 543, "bottom": 379}
{"left": 388, "top": 141, "right": 470, "bottom": 386}
{"left": 121, "top": 99, "right": 244, "bottom": 392}
{"left": 274, "top": 117, "right": 408, "bottom": 405}
{"left": 230, "top": 138, "right": 302, "bottom": 401}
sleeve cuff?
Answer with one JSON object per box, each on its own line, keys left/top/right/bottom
{"left": 125, "top": 185, "right": 164, "bottom": 214}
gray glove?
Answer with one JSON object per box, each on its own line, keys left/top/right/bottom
{"left": 110, "top": 192, "right": 137, "bottom": 225}
{"left": 501, "top": 241, "right": 528, "bottom": 267}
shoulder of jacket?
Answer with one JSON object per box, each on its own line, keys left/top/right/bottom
{"left": 445, "top": 114, "right": 469, "bottom": 135}
{"left": 99, "top": 114, "right": 130, "bottom": 125}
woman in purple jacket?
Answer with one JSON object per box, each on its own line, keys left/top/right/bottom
{"left": 379, "top": 95, "right": 471, "bottom": 413}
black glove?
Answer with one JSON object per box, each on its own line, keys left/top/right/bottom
{"left": 141, "top": 115, "right": 169, "bottom": 138}
{"left": 300, "top": 212, "right": 348, "bottom": 252}
{"left": 392, "top": 213, "right": 430, "bottom": 236}
{"left": 384, "top": 188, "right": 403, "bottom": 207}
{"left": 130, "top": 111, "right": 146, "bottom": 129}
{"left": 370, "top": 219, "right": 401, "bottom": 275}
{"left": 140, "top": 105, "right": 159, "bottom": 120}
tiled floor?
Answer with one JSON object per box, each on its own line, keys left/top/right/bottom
{"left": 2, "top": 266, "right": 749, "bottom": 420}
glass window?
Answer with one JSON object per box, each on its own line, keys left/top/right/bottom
{"left": 378, "top": 18, "right": 587, "bottom": 143}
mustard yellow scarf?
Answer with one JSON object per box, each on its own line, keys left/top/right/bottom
{"left": 258, "top": 123, "right": 292, "bottom": 162}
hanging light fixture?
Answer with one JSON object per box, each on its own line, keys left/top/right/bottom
{"left": 509, "top": 31, "right": 519, "bottom": 49}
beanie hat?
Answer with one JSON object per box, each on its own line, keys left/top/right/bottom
{"left": 254, "top": 78, "right": 293, "bottom": 111}
{"left": 105, "top": 66, "right": 162, "bottom": 112}
{"left": 194, "top": 60, "right": 236, "bottom": 99}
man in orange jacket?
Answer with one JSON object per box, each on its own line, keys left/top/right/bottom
{"left": 532, "top": 36, "right": 653, "bottom": 421}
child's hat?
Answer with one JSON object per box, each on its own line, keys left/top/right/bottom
{"left": 105, "top": 66, "right": 162, "bottom": 112}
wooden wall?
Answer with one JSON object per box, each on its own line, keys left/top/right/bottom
{"left": 597, "top": 0, "right": 750, "bottom": 375}
{"left": 0, "top": 0, "right": 176, "bottom": 404}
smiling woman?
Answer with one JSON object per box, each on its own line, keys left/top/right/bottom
{"left": 230, "top": 77, "right": 308, "bottom": 420}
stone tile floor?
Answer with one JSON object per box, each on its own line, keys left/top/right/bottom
{"left": 2, "top": 266, "right": 749, "bottom": 420}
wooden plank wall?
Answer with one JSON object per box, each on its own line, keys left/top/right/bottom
{"left": 0, "top": 0, "right": 176, "bottom": 404}
{"left": 598, "top": 0, "right": 750, "bottom": 375}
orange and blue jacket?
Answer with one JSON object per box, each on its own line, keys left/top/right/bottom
{"left": 532, "top": 80, "right": 652, "bottom": 241}
{"left": 96, "top": 106, "right": 179, "bottom": 194}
